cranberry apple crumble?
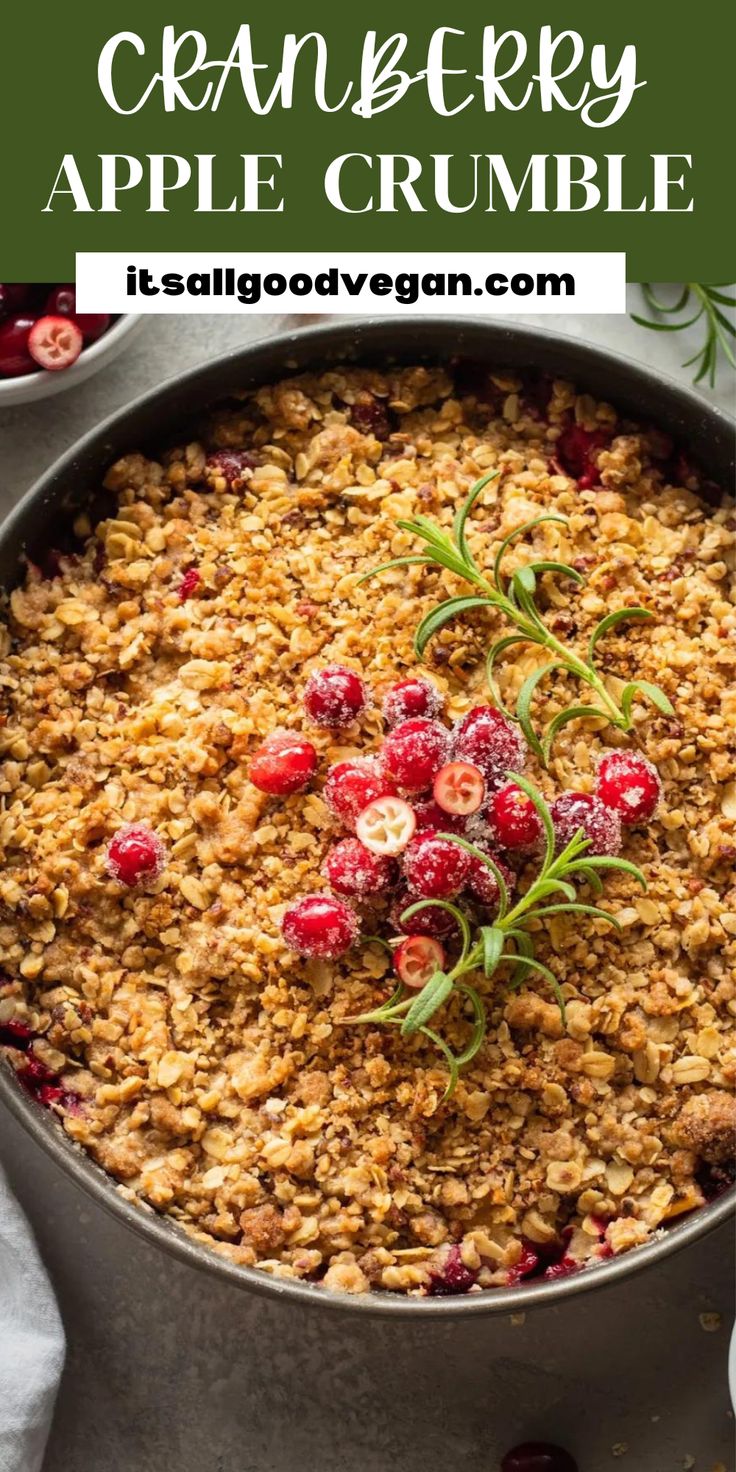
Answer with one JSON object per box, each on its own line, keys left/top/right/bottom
{"left": 0, "top": 364, "right": 734, "bottom": 1296}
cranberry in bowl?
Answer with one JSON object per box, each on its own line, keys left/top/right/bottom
{"left": 0, "top": 283, "right": 142, "bottom": 407}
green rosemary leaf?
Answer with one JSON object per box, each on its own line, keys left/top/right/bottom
{"left": 437, "top": 835, "right": 509, "bottom": 919}
{"left": 400, "top": 896, "right": 472, "bottom": 963}
{"left": 709, "top": 303, "right": 736, "bottom": 339}
{"left": 486, "top": 634, "right": 528, "bottom": 718}
{"left": 641, "top": 283, "right": 691, "bottom": 315}
{"left": 631, "top": 312, "right": 703, "bottom": 333}
{"left": 401, "top": 972, "right": 454, "bottom": 1037}
{"left": 706, "top": 288, "right": 736, "bottom": 308}
{"left": 541, "top": 704, "right": 608, "bottom": 762}
{"left": 528, "top": 560, "right": 585, "bottom": 584}
{"left": 588, "top": 607, "right": 654, "bottom": 660}
{"left": 507, "top": 772, "right": 555, "bottom": 871}
{"left": 453, "top": 469, "right": 499, "bottom": 570}
{"left": 620, "top": 679, "right": 675, "bottom": 722}
{"left": 492, "top": 514, "right": 568, "bottom": 590}
{"left": 419, "top": 1026, "right": 460, "bottom": 1101}
{"left": 414, "top": 596, "right": 495, "bottom": 658}
{"left": 527, "top": 902, "right": 622, "bottom": 932}
{"left": 479, "top": 925, "right": 504, "bottom": 977}
{"left": 516, "top": 663, "right": 561, "bottom": 762}
{"left": 513, "top": 565, "right": 537, "bottom": 597}
{"left": 356, "top": 556, "right": 432, "bottom": 586}
{"left": 566, "top": 856, "right": 647, "bottom": 890}
{"left": 527, "top": 877, "right": 578, "bottom": 904}
{"left": 454, "top": 984, "right": 487, "bottom": 1066}
{"left": 506, "top": 955, "right": 567, "bottom": 1023}
{"left": 573, "top": 864, "right": 604, "bottom": 895}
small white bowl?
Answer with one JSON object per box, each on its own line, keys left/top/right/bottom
{"left": 0, "top": 315, "right": 143, "bottom": 408}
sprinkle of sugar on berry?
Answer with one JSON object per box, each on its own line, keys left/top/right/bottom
{"left": 452, "top": 705, "right": 526, "bottom": 789}
{"left": 381, "top": 717, "right": 451, "bottom": 793}
{"left": 413, "top": 797, "right": 466, "bottom": 835}
{"left": 487, "top": 782, "right": 543, "bottom": 852}
{"left": 382, "top": 677, "right": 443, "bottom": 728}
{"left": 303, "top": 664, "right": 367, "bottom": 728}
{"left": 390, "top": 886, "right": 460, "bottom": 941}
{"left": 596, "top": 750, "right": 662, "bottom": 826}
{"left": 551, "top": 791, "right": 622, "bottom": 857}
{"left": 403, "top": 829, "right": 470, "bottom": 899}
{"left": 281, "top": 893, "right": 359, "bottom": 959}
{"left": 105, "top": 824, "right": 167, "bottom": 887}
{"left": 465, "top": 846, "right": 515, "bottom": 908}
{"left": 322, "top": 837, "right": 396, "bottom": 898}
{"left": 248, "top": 731, "right": 318, "bottom": 797}
{"left": 323, "top": 758, "right": 396, "bottom": 829}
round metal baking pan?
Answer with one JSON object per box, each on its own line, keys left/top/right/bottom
{"left": 0, "top": 316, "right": 733, "bottom": 1316}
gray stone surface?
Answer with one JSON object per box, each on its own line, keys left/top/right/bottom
{"left": 0, "top": 308, "right": 733, "bottom": 1472}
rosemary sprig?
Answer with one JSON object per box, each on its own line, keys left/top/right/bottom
{"left": 632, "top": 283, "right": 736, "bottom": 388}
{"left": 359, "top": 470, "right": 673, "bottom": 761}
{"left": 346, "top": 775, "right": 646, "bottom": 1099}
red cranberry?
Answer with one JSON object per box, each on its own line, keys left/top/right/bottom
{"left": 488, "top": 783, "right": 543, "bottom": 852}
{"left": 323, "top": 758, "right": 397, "bottom": 828}
{"left": 382, "top": 677, "right": 443, "bottom": 728}
{"left": 27, "top": 316, "right": 83, "bottom": 372}
{"left": 697, "top": 1158, "right": 736, "bottom": 1201}
{"left": 349, "top": 395, "right": 391, "bottom": 440}
{"left": 37, "top": 1083, "right": 82, "bottom": 1112}
{"left": 0, "top": 1019, "right": 34, "bottom": 1049}
{"left": 596, "top": 750, "right": 661, "bottom": 826}
{"left": 543, "top": 1256, "right": 581, "bottom": 1281}
{"left": 506, "top": 1242, "right": 541, "bottom": 1284}
{"left": 105, "top": 824, "right": 166, "bottom": 887}
{"left": 403, "top": 829, "right": 470, "bottom": 899}
{"left": 323, "top": 837, "right": 396, "bottom": 898}
{"left": 0, "top": 315, "right": 36, "bottom": 377}
{"left": 381, "top": 718, "right": 450, "bottom": 793}
{"left": 45, "top": 286, "right": 110, "bottom": 341}
{"left": 556, "top": 423, "right": 610, "bottom": 488}
{"left": 19, "top": 1056, "right": 58, "bottom": 1091}
{"left": 281, "top": 893, "right": 359, "bottom": 959}
{"left": 452, "top": 705, "right": 526, "bottom": 789}
{"left": 303, "top": 665, "right": 367, "bottom": 728}
{"left": 428, "top": 1244, "right": 477, "bottom": 1295}
{"left": 551, "top": 791, "right": 621, "bottom": 857}
{"left": 466, "top": 846, "right": 514, "bottom": 908}
{"left": 501, "top": 1442, "right": 578, "bottom": 1472}
{"left": 413, "top": 798, "right": 466, "bottom": 835}
{"left": 0, "top": 284, "right": 32, "bottom": 313}
{"left": 206, "top": 449, "right": 259, "bottom": 485}
{"left": 249, "top": 731, "right": 317, "bottom": 797}
{"left": 390, "top": 886, "right": 460, "bottom": 942}
{"left": 178, "top": 567, "right": 201, "bottom": 601}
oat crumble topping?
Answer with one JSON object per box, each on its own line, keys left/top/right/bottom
{"left": 0, "top": 364, "right": 734, "bottom": 1296}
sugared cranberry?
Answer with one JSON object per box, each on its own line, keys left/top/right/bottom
{"left": 428, "top": 1244, "right": 477, "bottom": 1296}
{"left": 413, "top": 798, "right": 466, "bottom": 835}
{"left": 501, "top": 1442, "right": 578, "bottom": 1472}
{"left": 323, "top": 758, "right": 396, "bottom": 828}
{"left": 381, "top": 718, "right": 451, "bottom": 793}
{"left": 281, "top": 893, "right": 359, "bottom": 959}
{"left": 466, "top": 846, "right": 514, "bottom": 909}
{"left": 356, "top": 796, "right": 416, "bottom": 855}
{"left": 45, "top": 286, "right": 110, "bottom": 341}
{"left": 551, "top": 791, "right": 621, "bottom": 857}
{"left": 349, "top": 395, "right": 391, "bottom": 440}
{"left": 556, "top": 423, "right": 610, "bottom": 489}
{"left": 452, "top": 705, "right": 526, "bottom": 789}
{"left": 105, "top": 823, "right": 167, "bottom": 887}
{"left": 433, "top": 761, "right": 485, "bottom": 816}
{"left": 178, "top": 567, "right": 201, "bottom": 601}
{"left": 28, "top": 316, "right": 83, "bottom": 372}
{"left": 303, "top": 665, "right": 367, "bottom": 728}
{"left": 488, "top": 783, "right": 543, "bottom": 852}
{"left": 394, "top": 935, "right": 445, "bottom": 989}
{"left": 596, "top": 750, "right": 661, "bottom": 826}
{"left": 382, "top": 677, "right": 443, "bottom": 728}
{"left": 323, "top": 837, "right": 396, "bottom": 898}
{"left": 206, "top": 449, "right": 258, "bottom": 485}
{"left": 390, "top": 886, "right": 460, "bottom": 942}
{"left": 249, "top": 731, "right": 318, "bottom": 797}
{"left": 0, "top": 315, "right": 36, "bottom": 377}
{"left": 0, "top": 1019, "right": 34, "bottom": 1049}
{"left": 403, "top": 829, "right": 470, "bottom": 899}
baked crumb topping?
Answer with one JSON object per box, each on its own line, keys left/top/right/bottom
{"left": 0, "top": 364, "right": 734, "bottom": 1296}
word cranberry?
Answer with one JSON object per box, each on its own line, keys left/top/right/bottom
{"left": 381, "top": 717, "right": 450, "bottom": 792}
{"left": 433, "top": 761, "right": 485, "bottom": 816}
{"left": 551, "top": 791, "right": 621, "bottom": 857}
{"left": 488, "top": 783, "right": 543, "bottom": 852}
{"left": 382, "top": 677, "right": 443, "bottom": 728}
{"left": 596, "top": 750, "right": 661, "bottom": 826}
{"left": 403, "top": 830, "right": 470, "bottom": 899}
{"left": 323, "top": 837, "right": 395, "bottom": 898}
{"left": 466, "top": 847, "right": 514, "bottom": 908}
{"left": 281, "top": 893, "right": 358, "bottom": 959}
{"left": 390, "top": 887, "right": 459, "bottom": 941}
{"left": 105, "top": 824, "right": 167, "bottom": 887}
{"left": 45, "top": 285, "right": 110, "bottom": 341}
{"left": 178, "top": 567, "right": 201, "bottom": 601}
{"left": 303, "top": 664, "right": 367, "bottom": 728}
{"left": 501, "top": 1442, "right": 578, "bottom": 1472}
{"left": 249, "top": 731, "right": 318, "bottom": 797}
{"left": 428, "top": 1244, "right": 477, "bottom": 1295}
{"left": 0, "top": 315, "right": 36, "bottom": 377}
{"left": 28, "top": 316, "right": 83, "bottom": 372}
{"left": 452, "top": 705, "right": 526, "bottom": 788}
{"left": 556, "top": 422, "right": 609, "bottom": 489}
{"left": 394, "top": 935, "right": 445, "bottom": 989}
{"left": 356, "top": 795, "right": 416, "bottom": 855}
{"left": 323, "top": 758, "right": 396, "bottom": 828}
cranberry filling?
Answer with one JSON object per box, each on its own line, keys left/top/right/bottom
{"left": 428, "top": 1244, "right": 477, "bottom": 1295}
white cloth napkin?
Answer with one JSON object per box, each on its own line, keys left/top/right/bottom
{"left": 0, "top": 1164, "right": 65, "bottom": 1472}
